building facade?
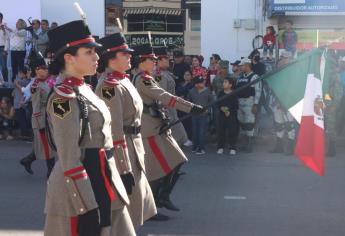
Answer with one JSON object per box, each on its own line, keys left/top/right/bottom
{"left": 201, "top": 0, "right": 263, "bottom": 61}
{"left": 122, "top": 0, "right": 201, "bottom": 55}
{"left": 265, "top": 0, "right": 345, "bottom": 50}
{"left": 201, "top": 0, "right": 345, "bottom": 62}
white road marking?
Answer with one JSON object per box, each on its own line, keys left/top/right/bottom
{"left": 224, "top": 196, "right": 247, "bottom": 200}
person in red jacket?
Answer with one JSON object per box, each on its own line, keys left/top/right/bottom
{"left": 263, "top": 26, "right": 276, "bottom": 60}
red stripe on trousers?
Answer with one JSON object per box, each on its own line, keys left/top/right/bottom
{"left": 148, "top": 136, "right": 172, "bottom": 174}
{"left": 38, "top": 129, "right": 51, "bottom": 160}
{"left": 70, "top": 216, "right": 78, "bottom": 236}
{"left": 99, "top": 149, "right": 116, "bottom": 202}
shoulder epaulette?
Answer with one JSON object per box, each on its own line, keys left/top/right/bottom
{"left": 53, "top": 83, "right": 76, "bottom": 99}
{"left": 104, "top": 73, "right": 120, "bottom": 86}
{"left": 31, "top": 79, "right": 40, "bottom": 88}
{"left": 31, "top": 79, "right": 40, "bottom": 94}
{"left": 142, "top": 74, "right": 152, "bottom": 81}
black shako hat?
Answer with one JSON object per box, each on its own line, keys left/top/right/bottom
{"left": 30, "top": 52, "right": 47, "bottom": 69}
{"left": 154, "top": 47, "right": 168, "bottom": 59}
{"left": 97, "top": 33, "right": 134, "bottom": 55}
{"left": 48, "top": 20, "right": 101, "bottom": 57}
{"left": 132, "top": 44, "right": 157, "bottom": 59}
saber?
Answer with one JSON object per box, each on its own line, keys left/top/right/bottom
{"left": 116, "top": 18, "right": 123, "bottom": 31}
{"left": 74, "top": 2, "right": 87, "bottom": 24}
{"left": 148, "top": 31, "right": 153, "bottom": 47}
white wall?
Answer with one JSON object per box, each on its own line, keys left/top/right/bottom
{"left": 0, "top": 0, "right": 41, "bottom": 28}
{"left": 201, "top": 0, "right": 263, "bottom": 62}
{"left": 41, "top": 0, "right": 105, "bottom": 37}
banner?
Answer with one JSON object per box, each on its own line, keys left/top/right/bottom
{"left": 269, "top": 0, "right": 345, "bottom": 16}
{"left": 125, "top": 34, "right": 184, "bottom": 47}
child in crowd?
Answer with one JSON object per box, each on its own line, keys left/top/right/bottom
{"left": 187, "top": 76, "right": 214, "bottom": 155}
{"left": 0, "top": 97, "right": 15, "bottom": 140}
{"left": 13, "top": 65, "right": 32, "bottom": 138}
{"left": 216, "top": 77, "right": 239, "bottom": 155}
{"left": 282, "top": 20, "right": 298, "bottom": 56}
{"left": 263, "top": 26, "right": 276, "bottom": 60}
{"left": 176, "top": 70, "right": 195, "bottom": 140}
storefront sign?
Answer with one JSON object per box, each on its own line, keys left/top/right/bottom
{"left": 269, "top": 0, "right": 345, "bottom": 16}
{"left": 125, "top": 34, "right": 184, "bottom": 47}
{"left": 144, "top": 20, "right": 166, "bottom": 32}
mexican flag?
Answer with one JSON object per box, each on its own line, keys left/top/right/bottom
{"left": 265, "top": 49, "right": 327, "bottom": 176}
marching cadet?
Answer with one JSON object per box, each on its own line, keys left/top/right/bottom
{"left": 20, "top": 55, "right": 55, "bottom": 178}
{"left": 153, "top": 47, "right": 190, "bottom": 146}
{"left": 270, "top": 96, "right": 296, "bottom": 155}
{"left": 132, "top": 44, "right": 204, "bottom": 220}
{"left": 95, "top": 32, "right": 157, "bottom": 227}
{"left": 324, "top": 53, "right": 343, "bottom": 157}
{"left": 44, "top": 20, "right": 135, "bottom": 236}
{"left": 270, "top": 52, "right": 296, "bottom": 155}
{"left": 235, "top": 58, "right": 262, "bottom": 153}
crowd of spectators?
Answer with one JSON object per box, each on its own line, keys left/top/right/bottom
{"left": 0, "top": 12, "right": 57, "bottom": 140}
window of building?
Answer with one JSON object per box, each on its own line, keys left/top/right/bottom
{"left": 189, "top": 7, "right": 201, "bottom": 32}
{"left": 127, "top": 14, "right": 183, "bottom": 32}
{"left": 105, "top": 0, "right": 122, "bottom": 6}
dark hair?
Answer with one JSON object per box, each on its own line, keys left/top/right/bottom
{"left": 97, "top": 51, "right": 117, "bottom": 73}
{"left": 184, "top": 70, "right": 192, "bottom": 75}
{"left": 41, "top": 19, "right": 49, "bottom": 25}
{"left": 212, "top": 54, "right": 221, "bottom": 61}
{"left": 19, "top": 65, "right": 31, "bottom": 75}
{"left": 0, "top": 13, "right": 3, "bottom": 19}
{"left": 131, "top": 55, "right": 140, "bottom": 69}
{"left": 1, "top": 97, "right": 11, "bottom": 106}
{"left": 48, "top": 47, "right": 79, "bottom": 75}
{"left": 32, "top": 19, "right": 40, "bottom": 26}
{"left": 248, "top": 49, "right": 260, "bottom": 60}
{"left": 224, "top": 77, "right": 235, "bottom": 86}
{"left": 266, "top": 26, "right": 276, "bottom": 35}
{"left": 192, "top": 55, "right": 202, "bottom": 65}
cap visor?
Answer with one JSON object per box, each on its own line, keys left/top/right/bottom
{"left": 82, "top": 42, "right": 103, "bottom": 48}
{"left": 120, "top": 47, "right": 134, "bottom": 53}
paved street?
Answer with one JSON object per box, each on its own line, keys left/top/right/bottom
{"left": 1, "top": 138, "right": 345, "bottom": 236}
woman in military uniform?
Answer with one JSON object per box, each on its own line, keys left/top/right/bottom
{"left": 95, "top": 33, "right": 156, "bottom": 227}
{"left": 44, "top": 20, "right": 135, "bottom": 236}
{"left": 153, "top": 47, "right": 190, "bottom": 147}
{"left": 132, "top": 44, "right": 204, "bottom": 220}
{"left": 20, "top": 55, "right": 55, "bottom": 178}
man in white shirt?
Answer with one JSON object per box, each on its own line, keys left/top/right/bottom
{"left": 0, "top": 13, "right": 8, "bottom": 82}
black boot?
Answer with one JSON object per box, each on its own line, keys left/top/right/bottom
{"left": 270, "top": 138, "right": 284, "bottom": 153}
{"left": 285, "top": 139, "right": 295, "bottom": 156}
{"left": 148, "top": 213, "right": 170, "bottom": 221}
{"left": 46, "top": 158, "right": 55, "bottom": 178}
{"left": 157, "top": 166, "right": 182, "bottom": 211}
{"left": 20, "top": 152, "right": 36, "bottom": 175}
{"left": 327, "top": 140, "right": 336, "bottom": 157}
